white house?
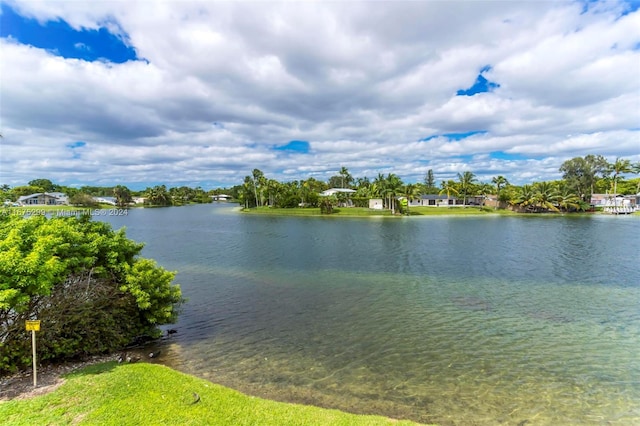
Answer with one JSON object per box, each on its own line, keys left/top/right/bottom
{"left": 211, "top": 194, "right": 232, "bottom": 201}
{"left": 17, "top": 192, "right": 68, "bottom": 206}
{"left": 93, "top": 196, "right": 117, "bottom": 205}
{"left": 408, "top": 194, "right": 463, "bottom": 207}
{"left": 369, "top": 198, "right": 384, "bottom": 210}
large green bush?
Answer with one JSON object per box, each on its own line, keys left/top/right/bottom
{"left": 0, "top": 214, "right": 182, "bottom": 374}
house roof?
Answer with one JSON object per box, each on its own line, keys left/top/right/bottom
{"left": 320, "top": 188, "right": 357, "bottom": 196}
{"left": 17, "top": 192, "right": 65, "bottom": 202}
{"left": 420, "top": 194, "right": 458, "bottom": 200}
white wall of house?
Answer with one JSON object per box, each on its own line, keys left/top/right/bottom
{"left": 369, "top": 199, "right": 383, "bottom": 209}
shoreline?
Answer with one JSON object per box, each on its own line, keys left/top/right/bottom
{"left": 237, "top": 206, "right": 631, "bottom": 218}
{"left": 0, "top": 358, "right": 425, "bottom": 425}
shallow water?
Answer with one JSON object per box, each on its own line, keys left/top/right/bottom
{"left": 101, "top": 205, "right": 640, "bottom": 425}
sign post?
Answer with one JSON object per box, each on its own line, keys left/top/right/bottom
{"left": 25, "top": 320, "right": 41, "bottom": 388}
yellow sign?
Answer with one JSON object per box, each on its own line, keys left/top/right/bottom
{"left": 26, "top": 320, "right": 41, "bottom": 331}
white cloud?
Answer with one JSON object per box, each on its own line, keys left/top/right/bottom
{"left": 1, "top": 0, "right": 639, "bottom": 189}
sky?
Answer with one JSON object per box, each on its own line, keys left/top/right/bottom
{"left": 0, "top": 0, "right": 639, "bottom": 190}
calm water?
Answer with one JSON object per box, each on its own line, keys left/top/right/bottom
{"left": 100, "top": 204, "right": 640, "bottom": 425}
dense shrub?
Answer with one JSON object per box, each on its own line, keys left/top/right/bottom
{"left": 0, "top": 214, "right": 182, "bottom": 374}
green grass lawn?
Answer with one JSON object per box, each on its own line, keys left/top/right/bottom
{"left": 0, "top": 362, "right": 426, "bottom": 425}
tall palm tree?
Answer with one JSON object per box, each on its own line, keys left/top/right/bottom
{"left": 339, "top": 166, "right": 352, "bottom": 189}
{"left": 402, "top": 183, "right": 420, "bottom": 215}
{"left": 385, "top": 173, "right": 403, "bottom": 214}
{"left": 373, "top": 173, "right": 387, "bottom": 208}
{"left": 267, "top": 179, "right": 280, "bottom": 207}
{"left": 491, "top": 175, "right": 508, "bottom": 209}
{"left": 457, "top": 171, "right": 477, "bottom": 205}
{"left": 608, "top": 157, "right": 632, "bottom": 209}
{"left": 439, "top": 180, "right": 459, "bottom": 206}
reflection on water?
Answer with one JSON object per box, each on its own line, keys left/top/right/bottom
{"left": 102, "top": 205, "right": 640, "bottom": 425}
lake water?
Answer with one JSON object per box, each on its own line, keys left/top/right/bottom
{"left": 100, "top": 204, "right": 640, "bottom": 425}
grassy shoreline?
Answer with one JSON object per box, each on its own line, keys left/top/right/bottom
{"left": 238, "top": 206, "right": 625, "bottom": 217}
{"left": 0, "top": 362, "right": 426, "bottom": 425}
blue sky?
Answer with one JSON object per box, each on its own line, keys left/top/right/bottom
{"left": 0, "top": 0, "right": 638, "bottom": 189}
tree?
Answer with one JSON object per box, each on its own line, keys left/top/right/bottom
{"left": 146, "top": 185, "right": 171, "bottom": 206}
{"left": 424, "top": 169, "right": 437, "bottom": 193}
{"left": 559, "top": 155, "right": 608, "bottom": 201}
{"left": 457, "top": 171, "right": 477, "bottom": 205}
{"left": 633, "top": 162, "right": 640, "bottom": 194}
{"left": 556, "top": 185, "right": 583, "bottom": 212}
{"left": 28, "top": 179, "right": 56, "bottom": 192}
{"left": 491, "top": 176, "right": 509, "bottom": 209}
{"left": 251, "top": 169, "right": 264, "bottom": 207}
{"left": 10, "top": 185, "right": 46, "bottom": 198}
{"left": 0, "top": 215, "right": 182, "bottom": 373}
{"left": 69, "top": 192, "right": 100, "bottom": 208}
{"left": 608, "top": 157, "right": 632, "bottom": 209}
{"left": 240, "top": 176, "right": 255, "bottom": 208}
{"left": 384, "top": 173, "right": 403, "bottom": 214}
{"left": 319, "top": 195, "right": 337, "bottom": 214}
{"left": 339, "top": 166, "right": 353, "bottom": 189}
{"left": 514, "top": 184, "right": 536, "bottom": 211}
{"left": 533, "top": 181, "right": 559, "bottom": 212}
{"left": 113, "top": 185, "right": 132, "bottom": 208}
{"left": 401, "top": 183, "right": 420, "bottom": 215}
{"left": 439, "top": 180, "right": 459, "bottom": 205}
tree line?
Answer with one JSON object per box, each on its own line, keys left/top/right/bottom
{"left": 0, "top": 179, "right": 214, "bottom": 208}
{"left": 229, "top": 156, "right": 639, "bottom": 213}
{"left": 2, "top": 155, "right": 638, "bottom": 212}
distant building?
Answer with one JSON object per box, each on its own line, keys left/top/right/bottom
{"left": 93, "top": 196, "right": 117, "bottom": 205}
{"left": 590, "top": 193, "right": 638, "bottom": 213}
{"left": 211, "top": 194, "right": 232, "bottom": 201}
{"left": 319, "top": 188, "right": 357, "bottom": 197}
{"left": 17, "top": 192, "right": 68, "bottom": 206}
{"left": 369, "top": 198, "right": 383, "bottom": 210}
{"left": 408, "top": 195, "right": 463, "bottom": 207}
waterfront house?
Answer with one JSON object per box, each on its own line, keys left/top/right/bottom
{"left": 319, "top": 188, "right": 357, "bottom": 197}
{"left": 590, "top": 193, "right": 638, "bottom": 213}
{"left": 319, "top": 188, "right": 357, "bottom": 207}
{"left": 408, "top": 194, "right": 464, "bottom": 207}
{"left": 17, "top": 192, "right": 68, "bottom": 206}
{"left": 211, "top": 194, "right": 232, "bottom": 201}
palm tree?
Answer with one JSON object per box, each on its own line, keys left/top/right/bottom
{"left": 633, "top": 162, "right": 640, "bottom": 194}
{"left": 251, "top": 169, "right": 264, "bottom": 207}
{"left": 401, "top": 183, "right": 420, "bottom": 215}
{"left": 147, "top": 185, "right": 170, "bottom": 206}
{"left": 491, "top": 175, "right": 508, "bottom": 209}
{"left": 384, "top": 173, "right": 403, "bottom": 214}
{"left": 439, "top": 180, "right": 459, "bottom": 206}
{"left": 113, "top": 185, "right": 132, "bottom": 208}
{"left": 339, "top": 166, "right": 353, "bottom": 189}
{"left": 373, "top": 173, "right": 387, "bottom": 208}
{"left": 266, "top": 179, "right": 280, "bottom": 207}
{"left": 533, "top": 181, "right": 559, "bottom": 212}
{"left": 608, "top": 157, "right": 632, "bottom": 210}
{"left": 477, "top": 182, "right": 493, "bottom": 206}
{"left": 515, "top": 184, "right": 536, "bottom": 211}
{"left": 556, "top": 186, "right": 582, "bottom": 212}
{"left": 457, "top": 171, "right": 477, "bottom": 205}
